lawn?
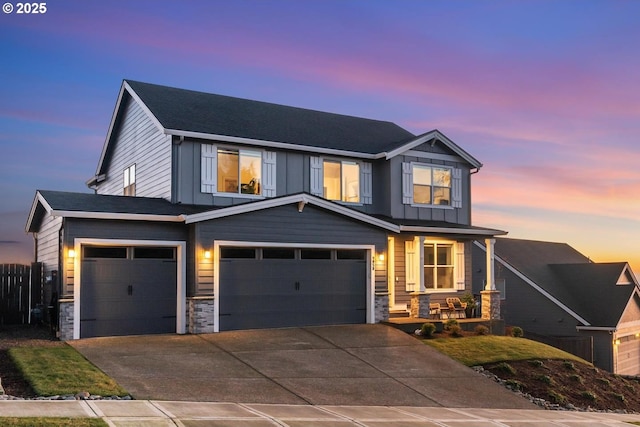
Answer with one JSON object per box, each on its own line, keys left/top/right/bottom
{"left": 422, "top": 335, "right": 588, "bottom": 366}
{"left": 0, "top": 418, "right": 108, "bottom": 427}
{"left": 9, "top": 345, "right": 127, "bottom": 397}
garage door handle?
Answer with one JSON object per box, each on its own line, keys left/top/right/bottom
{"left": 295, "top": 281, "right": 300, "bottom": 291}
{"left": 128, "top": 285, "right": 133, "bottom": 296}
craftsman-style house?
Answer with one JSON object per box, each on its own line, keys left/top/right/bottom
{"left": 26, "top": 80, "right": 504, "bottom": 340}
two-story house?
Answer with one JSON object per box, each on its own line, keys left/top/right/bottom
{"left": 26, "top": 80, "right": 505, "bottom": 340}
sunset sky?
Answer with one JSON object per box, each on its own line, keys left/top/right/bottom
{"left": 1, "top": 0, "right": 639, "bottom": 273}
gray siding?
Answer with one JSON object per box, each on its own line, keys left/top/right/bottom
{"left": 194, "top": 204, "right": 388, "bottom": 295}
{"left": 388, "top": 150, "right": 472, "bottom": 224}
{"left": 62, "top": 218, "right": 190, "bottom": 297}
{"left": 97, "top": 97, "right": 171, "bottom": 199}
{"left": 35, "top": 214, "right": 62, "bottom": 299}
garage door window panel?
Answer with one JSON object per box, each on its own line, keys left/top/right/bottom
{"left": 83, "top": 246, "right": 128, "bottom": 259}
{"left": 221, "top": 247, "right": 257, "bottom": 259}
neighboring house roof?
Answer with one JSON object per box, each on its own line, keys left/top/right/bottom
{"left": 477, "top": 237, "right": 640, "bottom": 328}
{"left": 92, "top": 80, "right": 483, "bottom": 179}
{"left": 26, "top": 190, "right": 504, "bottom": 238}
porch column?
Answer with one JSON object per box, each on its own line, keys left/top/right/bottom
{"left": 485, "top": 238, "right": 496, "bottom": 291}
{"left": 481, "top": 238, "right": 501, "bottom": 320}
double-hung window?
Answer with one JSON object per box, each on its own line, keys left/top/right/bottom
{"left": 405, "top": 238, "right": 465, "bottom": 292}
{"left": 310, "top": 157, "right": 372, "bottom": 204}
{"left": 123, "top": 164, "right": 136, "bottom": 196}
{"left": 201, "top": 144, "right": 277, "bottom": 197}
{"left": 402, "top": 162, "right": 462, "bottom": 208}
{"left": 424, "top": 242, "right": 454, "bottom": 289}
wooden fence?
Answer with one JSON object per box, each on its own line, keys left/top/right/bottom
{"left": 0, "top": 263, "right": 42, "bottom": 325}
{"left": 525, "top": 330, "right": 594, "bottom": 363}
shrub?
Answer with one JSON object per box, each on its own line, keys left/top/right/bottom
{"left": 528, "top": 360, "right": 544, "bottom": 368}
{"left": 495, "top": 362, "right": 516, "bottom": 375}
{"left": 536, "top": 374, "right": 554, "bottom": 385}
{"left": 444, "top": 319, "right": 459, "bottom": 331}
{"left": 581, "top": 391, "right": 597, "bottom": 401}
{"left": 569, "top": 374, "right": 584, "bottom": 384}
{"left": 510, "top": 326, "right": 523, "bottom": 338}
{"left": 611, "top": 392, "right": 626, "bottom": 402}
{"left": 474, "top": 325, "right": 489, "bottom": 335}
{"left": 420, "top": 322, "right": 437, "bottom": 338}
{"left": 547, "top": 390, "right": 567, "bottom": 405}
{"left": 449, "top": 324, "right": 464, "bottom": 337}
{"left": 562, "top": 361, "right": 576, "bottom": 371}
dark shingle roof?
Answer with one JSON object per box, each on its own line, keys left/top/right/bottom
{"left": 493, "top": 238, "right": 636, "bottom": 327}
{"left": 125, "top": 80, "right": 416, "bottom": 154}
{"left": 38, "top": 190, "right": 209, "bottom": 216}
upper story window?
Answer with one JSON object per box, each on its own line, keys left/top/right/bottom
{"left": 218, "top": 148, "right": 262, "bottom": 195}
{"left": 310, "top": 156, "right": 372, "bottom": 205}
{"left": 123, "top": 164, "right": 136, "bottom": 196}
{"left": 323, "top": 160, "right": 360, "bottom": 202}
{"left": 413, "top": 165, "right": 451, "bottom": 205}
{"left": 402, "top": 162, "right": 462, "bottom": 208}
{"left": 201, "top": 144, "right": 276, "bottom": 197}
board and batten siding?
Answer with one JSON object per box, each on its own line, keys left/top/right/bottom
{"left": 61, "top": 219, "right": 190, "bottom": 297}
{"left": 97, "top": 97, "right": 171, "bottom": 199}
{"left": 193, "top": 204, "right": 388, "bottom": 296}
{"left": 389, "top": 155, "right": 471, "bottom": 225}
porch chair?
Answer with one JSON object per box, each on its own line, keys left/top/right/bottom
{"left": 446, "top": 297, "right": 467, "bottom": 319}
{"left": 428, "top": 303, "right": 441, "bottom": 319}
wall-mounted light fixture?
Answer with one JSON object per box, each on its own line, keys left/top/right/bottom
{"left": 377, "top": 253, "right": 385, "bottom": 262}
{"left": 614, "top": 338, "right": 621, "bottom": 346}
{"left": 204, "top": 250, "right": 211, "bottom": 259}
{"left": 68, "top": 249, "right": 76, "bottom": 258}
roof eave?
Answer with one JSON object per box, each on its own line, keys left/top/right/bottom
{"left": 164, "top": 128, "right": 378, "bottom": 159}
{"left": 49, "top": 210, "right": 185, "bottom": 223}
{"left": 25, "top": 191, "right": 53, "bottom": 233}
{"left": 399, "top": 225, "right": 507, "bottom": 236}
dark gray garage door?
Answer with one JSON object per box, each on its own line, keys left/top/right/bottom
{"left": 219, "top": 247, "right": 367, "bottom": 331}
{"left": 80, "top": 246, "right": 177, "bottom": 338}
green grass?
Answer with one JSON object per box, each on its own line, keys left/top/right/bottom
{"left": 8, "top": 346, "right": 127, "bottom": 397}
{"left": 422, "top": 335, "right": 589, "bottom": 366}
{"left": 0, "top": 418, "right": 108, "bottom": 427}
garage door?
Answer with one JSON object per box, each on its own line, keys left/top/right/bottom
{"left": 219, "top": 247, "right": 367, "bottom": 331}
{"left": 617, "top": 334, "right": 640, "bottom": 376}
{"left": 80, "top": 246, "right": 177, "bottom": 338}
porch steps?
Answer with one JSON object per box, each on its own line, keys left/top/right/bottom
{"left": 389, "top": 309, "right": 410, "bottom": 318}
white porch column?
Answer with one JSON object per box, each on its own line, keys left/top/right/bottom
{"left": 485, "top": 238, "right": 496, "bottom": 290}
{"left": 418, "top": 236, "right": 425, "bottom": 292}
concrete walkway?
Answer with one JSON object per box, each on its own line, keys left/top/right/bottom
{"left": 1, "top": 400, "right": 640, "bottom": 426}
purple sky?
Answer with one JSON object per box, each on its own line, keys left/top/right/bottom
{"left": 1, "top": 0, "right": 639, "bottom": 272}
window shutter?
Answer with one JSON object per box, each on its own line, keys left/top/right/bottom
{"left": 452, "top": 168, "right": 462, "bottom": 208}
{"left": 310, "top": 156, "right": 323, "bottom": 197}
{"left": 454, "top": 242, "right": 466, "bottom": 290}
{"left": 360, "top": 161, "right": 372, "bottom": 204}
{"left": 402, "top": 162, "right": 413, "bottom": 204}
{"left": 405, "top": 239, "right": 417, "bottom": 292}
{"left": 201, "top": 144, "right": 217, "bottom": 193}
{"left": 262, "top": 151, "right": 277, "bottom": 197}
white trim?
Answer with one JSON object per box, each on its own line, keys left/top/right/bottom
{"left": 399, "top": 225, "right": 506, "bottom": 235}
{"left": 72, "top": 238, "right": 187, "bottom": 339}
{"left": 576, "top": 326, "right": 616, "bottom": 332}
{"left": 212, "top": 240, "right": 376, "bottom": 332}
{"left": 184, "top": 193, "right": 399, "bottom": 232}
{"left": 25, "top": 191, "right": 53, "bottom": 232}
{"left": 165, "top": 128, "right": 379, "bottom": 160}
{"left": 50, "top": 210, "right": 185, "bottom": 223}
{"left": 473, "top": 241, "right": 590, "bottom": 326}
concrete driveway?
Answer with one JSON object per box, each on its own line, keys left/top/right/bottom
{"left": 70, "top": 324, "right": 536, "bottom": 408}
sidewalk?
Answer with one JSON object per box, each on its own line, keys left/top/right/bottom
{"left": 1, "top": 400, "right": 640, "bottom": 426}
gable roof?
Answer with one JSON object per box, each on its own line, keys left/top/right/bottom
{"left": 481, "top": 237, "right": 640, "bottom": 328}
{"left": 93, "top": 80, "right": 483, "bottom": 178}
